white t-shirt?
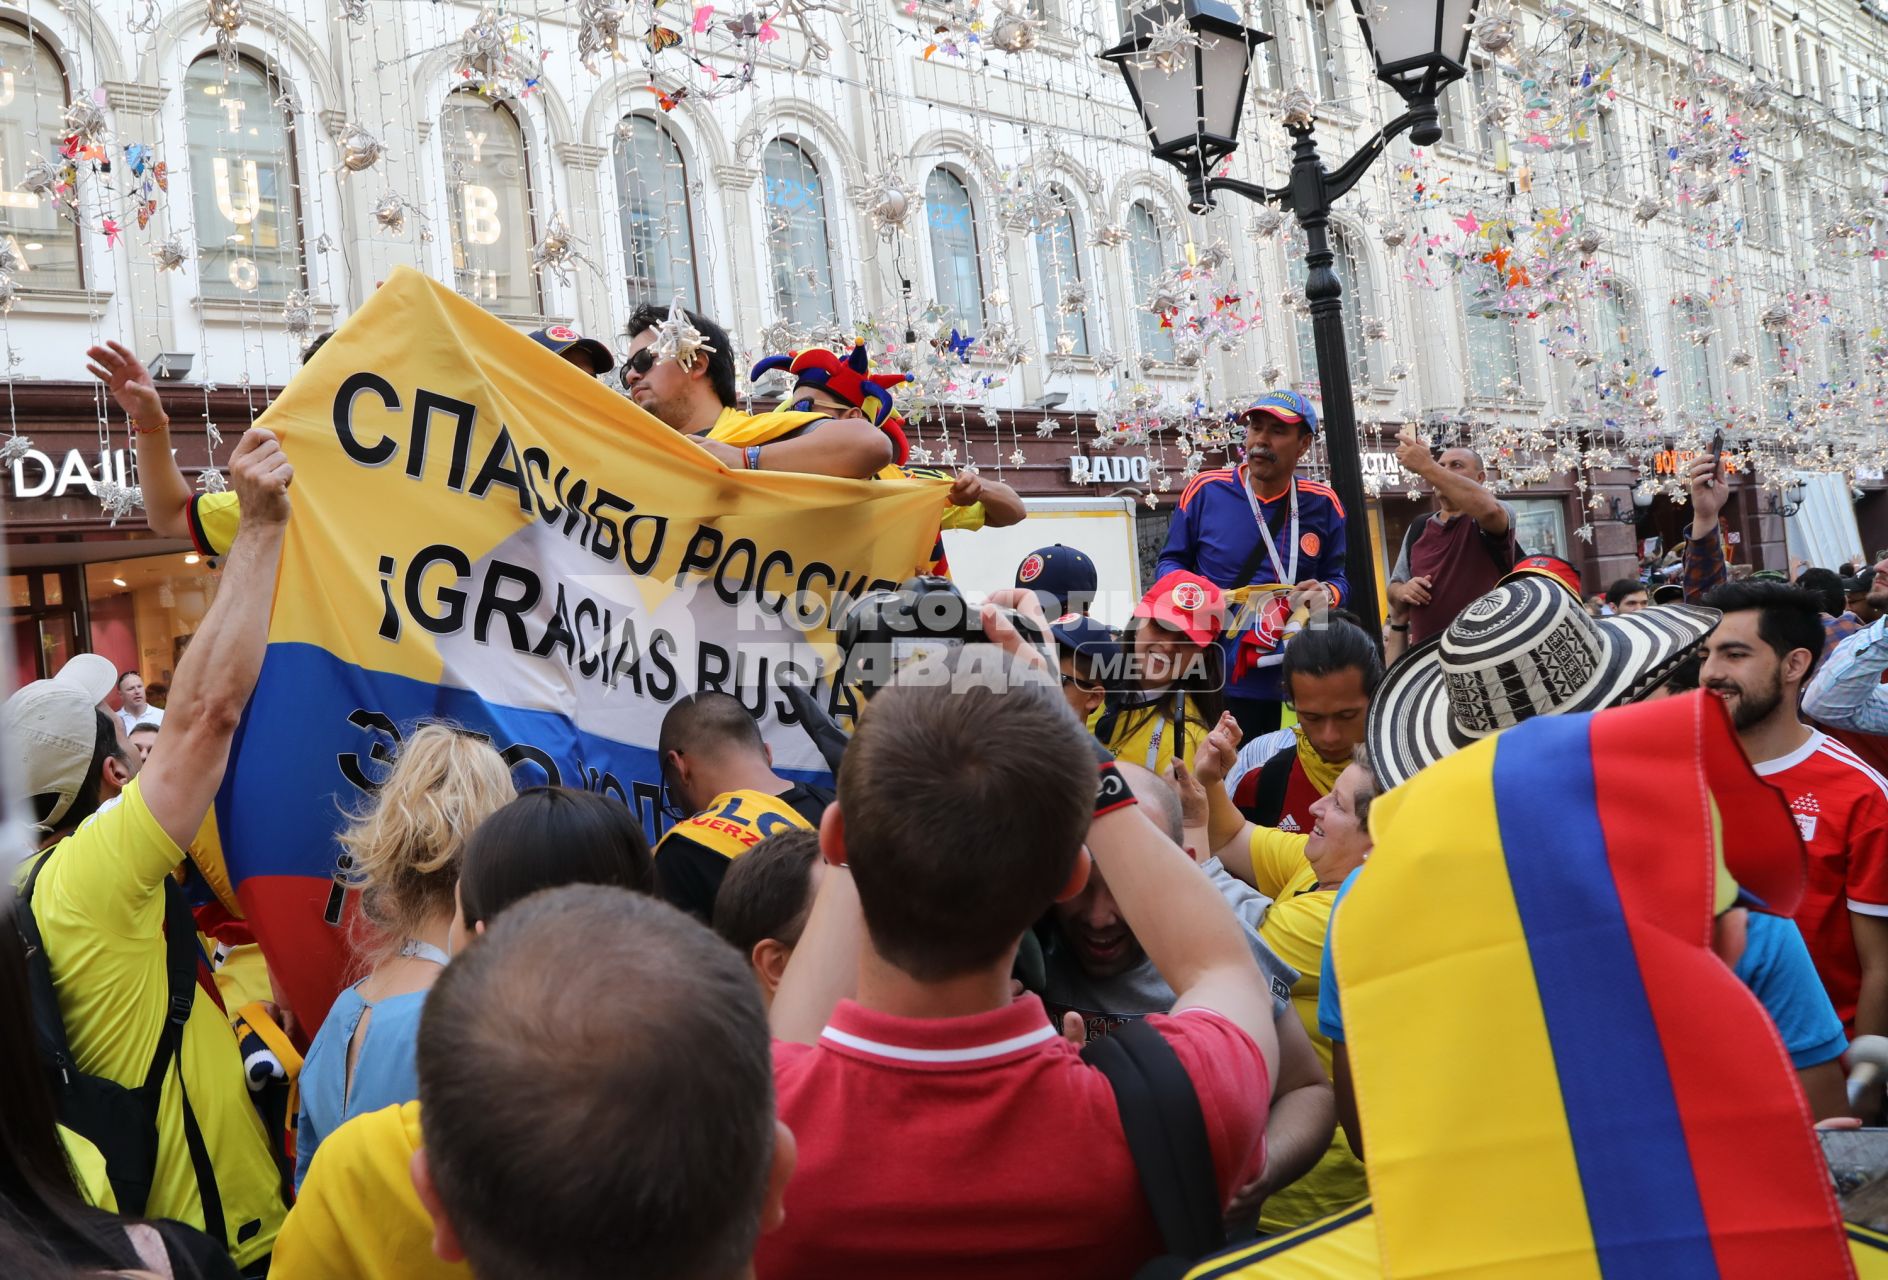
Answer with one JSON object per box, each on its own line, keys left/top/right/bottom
{"left": 117, "top": 704, "right": 164, "bottom": 733}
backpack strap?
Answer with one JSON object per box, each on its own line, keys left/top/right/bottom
{"left": 18, "top": 851, "right": 80, "bottom": 1096}
{"left": 1239, "top": 746, "right": 1298, "bottom": 829}
{"left": 159, "top": 878, "right": 226, "bottom": 1247}
{"left": 1082, "top": 1018, "right": 1223, "bottom": 1275}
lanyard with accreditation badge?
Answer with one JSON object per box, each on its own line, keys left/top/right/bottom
{"left": 1240, "top": 463, "right": 1298, "bottom": 602}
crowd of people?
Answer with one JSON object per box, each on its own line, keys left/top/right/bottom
{"left": 8, "top": 320, "right": 1888, "bottom": 1279}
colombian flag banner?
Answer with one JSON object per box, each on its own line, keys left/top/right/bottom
{"left": 1335, "top": 692, "right": 1852, "bottom": 1279}
{"left": 218, "top": 268, "right": 949, "bottom": 1033}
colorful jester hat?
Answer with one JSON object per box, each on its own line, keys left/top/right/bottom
{"left": 750, "top": 343, "right": 912, "bottom": 465}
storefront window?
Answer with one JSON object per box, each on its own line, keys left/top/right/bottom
{"left": 1509, "top": 497, "right": 1569, "bottom": 560}
{"left": 82, "top": 554, "right": 219, "bottom": 698}
{"left": 9, "top": 567, "right": 76, "bottom": 692}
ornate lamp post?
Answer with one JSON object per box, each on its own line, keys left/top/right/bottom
{"left": 1104, "top": 0, "right": 1479, "bottom": 634}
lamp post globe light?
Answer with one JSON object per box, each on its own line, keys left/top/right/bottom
{"left": 1103, "top": 0, "right": 1480, "bottom": 637}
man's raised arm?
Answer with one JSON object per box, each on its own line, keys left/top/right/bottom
{"left": 138, "top": 429, "right": 292, "bottom": 850}
{"left": 86, "top": 341, "right": 196, "bottom": 541}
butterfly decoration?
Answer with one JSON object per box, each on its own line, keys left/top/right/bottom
{"left": 644, "top": 24, "right": 683, "bottom": 53}
{"left": 692, "top": 4, "right": 715, "bottom": 31}
{"left": 126, "top": 143, "right": 152, "bottom": 178}
{"left": 135, "top": 198, "right": 158, "bottom": 230}
{"left": 645, "top": 84, "right": 689, "bottom": 111}
{"left": 102, "top": 217, "right": 121, "bottom": 248}
{"left": 946, "top": 329, "right": 974, "bottom": 362}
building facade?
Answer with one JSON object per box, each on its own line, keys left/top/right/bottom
{"left": 4, "top": 0, "right": 1885, "bottom": 687}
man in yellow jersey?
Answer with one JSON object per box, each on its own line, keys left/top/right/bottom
{"left": 7, "top": 426, "right": 295, "bottom": 1271}
{"left": 621, "top": 305, "right": 895, "bottom": 478}
{"left": 654, "top": 691, "right": 833, "bottom": 921}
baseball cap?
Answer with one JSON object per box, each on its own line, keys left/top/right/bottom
{"left": 1243, "top": 389, "right": 1320, "bottom": 436}
{"left": 5, "top": 678, "right": 107, "bottom": 829}
{"left": 1651, "top": 582, "right": 1685, "bottom": 605}
{"left": 1050, "top": 613, "right": 1121, "bottom": 672}
{"left": 1751, "top": 569, "right": 1789, "bottom": 583}
{"left": 1500, "top": 554, "right": 1582, "bottom": 597}
{"left": 1015, "top": 544, "right": 1098, "bottom": 613}
{"left": 529, "top": 326, "right": 616, "bottom": 376}
{"left": 56, "top": 653, "right": 119, "bottom": 707}
{"left": 1133, "top": 570, "right": 1228, "bottom": 648}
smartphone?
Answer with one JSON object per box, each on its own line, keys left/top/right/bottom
{"left": 1704, "top": 428, "right": 1724, "bottom": 488}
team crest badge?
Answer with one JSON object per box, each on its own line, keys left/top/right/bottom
{"left": 1171, "top": 581, "right": 1207, "bottom": 611}
{"left": 1055, "top": 612, "right": 1079, "bottom": 625}
{"left": 545, "top": 325, "right": 579, "bottom": 342}
{"left": 1300, "top": 532, "right": 1321, "bottom": 557}
{"left": 1796, "top": 813, "right": 1818, "bottom": 842}
{"left": 1019, "top": 553, "right": 1045, "bottom": 583}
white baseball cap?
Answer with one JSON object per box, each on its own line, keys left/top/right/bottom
{"left": 5, "top": 678, "right": 107, "bottom": 829}
{"left": 55, "top": 652, "right": 119, "bottom": 707}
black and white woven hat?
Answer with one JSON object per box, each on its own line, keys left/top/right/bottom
{"left": 1367, "top": 577, "right": 1719, "bottom": 790}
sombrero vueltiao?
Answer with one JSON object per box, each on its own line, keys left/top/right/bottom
{"left": 1367, "top": 575, "right": 1718, "bottom": 790}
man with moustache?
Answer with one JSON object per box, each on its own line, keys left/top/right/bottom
{"left": 1156, "top": 390, "right": 1349, "bottom": 740}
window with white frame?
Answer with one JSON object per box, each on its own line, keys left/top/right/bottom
{"left": 1253, "top": 0, "right": 1286, "bottom": 90}
{"left": 1594, "top": 280, "right": 1633, "bottom": 366}
{"left": 1760, "top": 332, "right": 1790, "bottom": 420}
{"left": 1296, "top": 225, "right": 1369, "bottom": 384}
{"left": 1577, "top": 106, "right": 1620, "bottom": 195}
{"left": 925, "top": 167, "right": 984, "bottom": 330}
{"left": 1035, "top": 187, "right": 1091, "bottom": 357}
{"left": 1675, "top": 296, "right": 1719, "bottom": 411}
{"left": 615, "top": 115, "right": 699, "bottom": 311}
{"left": 441, "top": 92, "right": 538, "bottom": 314}
{"left": 186, "top": 54, "right": 303, "bottom": 299}
{"left": 1126, "top": 201, "right": 1174, "bottom": 361}
{"left": 0, "top": 22, "right": 81, "bottom": 289}
{"left": 1460, "top": 273, "right": 1522, "bottom": 397}
{"left": 762, "top": 139, "right": 838, "bottom": 327}
{"left": 1305, "top": 0, "right": 1345, "bottom": 101}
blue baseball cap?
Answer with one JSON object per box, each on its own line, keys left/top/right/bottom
{"left": 1243, "top": 388, "right": 1319, "bottom": 435}
{"left": 1015, "top": 544, "right": 1098, "bottom": 614}
{"left": 529, "top": 325, "right": 616, "bottom": 376}
{"left": 1050, "top": 613, "right": 1120, "bottom": 674}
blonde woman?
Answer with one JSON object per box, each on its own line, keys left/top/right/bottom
{"left": 292, "top": 725, "right": 514, "bottom": 1188}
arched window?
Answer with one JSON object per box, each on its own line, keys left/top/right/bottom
{"left": 1461, "top": 272, "right": 1522, "bottom": 397}
{"left": 762, "top": 139, "right": 837, "bottom": 326}
{"left": 1296, "top": 226, "right": 1367, "bottom": 385}
{"left": 1035, "top": 187, "right": 1091, "bottom": 357}
{"left": 1126, "top": 202, "right": 1173, "bottom": 361}
{"left": 925, "top": 167, "right": 984, "bottom": 328}
{"left": 441, "top": 92, "right": 538, "bottom": 314}
{"left": 185, "top": 54, "right": 303, "bottom": 298}
{"left": 0, "top": 22, "right": 81, "bottom": 288}
{"left": 615, "top": 115, "right": 698, "bottom": 311}
{"left": 1675, "top": 296, "right": 1719, "bottom": 411}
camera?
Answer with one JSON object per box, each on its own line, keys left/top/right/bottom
{"left": 838, "top": 575, "right": 1046, "bottom": 697}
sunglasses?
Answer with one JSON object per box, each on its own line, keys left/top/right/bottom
{"left": 625, "top": 349, "right": 663, "bottom": 377}
{"left": 1061, "top": 671, "right": 1106, "bottom": 696}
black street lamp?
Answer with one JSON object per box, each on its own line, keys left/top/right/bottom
{"left": 1104, "top": 0, "right": 1479, "bottom": 637}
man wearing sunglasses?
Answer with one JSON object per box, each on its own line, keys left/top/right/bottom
{"left": 622, "top": 306, "right": 896, "bottom": 480}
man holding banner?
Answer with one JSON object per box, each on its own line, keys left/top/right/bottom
{"left": 90, "top": 269, "right": 952, "bottom": 1039}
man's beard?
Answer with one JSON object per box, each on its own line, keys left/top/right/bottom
{"left": 1869, "top": 584, "right": 1888, "bottom": 615}
{"left": 1710, "top": 672, "right": 1784, "bottom": 731}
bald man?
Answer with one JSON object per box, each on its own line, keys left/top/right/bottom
{"left": 1387, "top": 429, "right": 1520, "bottom": 645}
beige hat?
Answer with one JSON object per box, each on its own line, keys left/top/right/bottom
{"left": 5, "top": 679, "right": 106, "bottom": 829}
{"left": 55, "top": 652, "right": 119, "bottom": 707}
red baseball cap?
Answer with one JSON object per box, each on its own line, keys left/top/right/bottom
{"left": 1500, "top": 554, "right": 1582, "bottom": 597}
{"left": 1133, "top": 571, "right": 1227, "bottom": 648}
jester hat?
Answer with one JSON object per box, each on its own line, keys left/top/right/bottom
{"left": 750, "top": 343, "right": 911, "bottom": 464}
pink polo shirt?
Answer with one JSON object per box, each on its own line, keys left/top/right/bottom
{"left": 758, "top": 994, "right": 1270, "bottom": 1280}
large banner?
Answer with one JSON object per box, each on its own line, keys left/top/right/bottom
{"left": 219, "top": 268, "right": 948, "bottom": 1032}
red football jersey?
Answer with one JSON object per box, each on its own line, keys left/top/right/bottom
{"left": 1755, "top": 730, "right": 1888, "bottom": 1030}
